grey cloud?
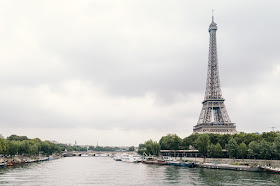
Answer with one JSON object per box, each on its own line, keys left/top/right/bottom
{"left": 0, "top": 0, "right": 279, "bottom": 142}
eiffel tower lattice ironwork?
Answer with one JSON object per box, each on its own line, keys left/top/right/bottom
{"left": 193, "top": 15, "right": 237, "bottom": 134}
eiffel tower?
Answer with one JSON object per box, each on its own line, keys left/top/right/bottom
{"left": 193, "top": 15, "right": 237, "bottom": 134}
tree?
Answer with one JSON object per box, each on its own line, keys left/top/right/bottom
{"left": 259, "top": 140, "right": 272, "bottom": 159}
{"left": 8, "top": 141, "right": 19, "bottom": 156}
{"left": 195, "top": 134, "right": 210, "bottom": 158}
{"left": 233, "top": 132, "right": 245, "bottom": 144}
{"left": 248, "top": 141, "right": 260, "bottom": 159}
{"left": 243, "top": 133, "right": 261, "bottom": 145}
{"left": 7, "top": 135, "right": 29, "bottom": 141}
{"left": 30, "top": 144, "right": 39, "bottom": 155}
{"left": 214, "top": 143, "right": 223, "bottom": 158}
{"left": 0, "top": 138, "right": 9, "bottom": 155}
{"left": 20, "top": 140, "right": 31, "bottom": 155}
{"left": 226, "top": 138, "right": 238, "bottom": 158}
{"left": 262, "top": 132, "right": 277, "bottom": 143}
{"left": 218, "top": 134, "right": 231, "bottom": 149}
{"left": 272, "top": 136, "right": 280, "bottom": 159}
{"left": 208, "top": 143, "right": 223, "bottom": 158}
{"left": 208, "top": 144, "right": 215, "bottom": 158}
{"left": 128, "top": 146, "right": 135, "bottom": 151}
{"left": 208, "top": 134, "right": 220, "bottom": 145}
{"left": 182, "top": 133, "right": 200, "bottom": 149}
{"left": 159, "top": 134, "right": 182, "bottom": 150}
{"left": 237, "top": 143, "right": 247, "bottom": 159}
{"left": 41, "top": 141, "right": 52, "bottom": 155}
{"left": 145, "top": 140, "right": 160, "bottom": 156}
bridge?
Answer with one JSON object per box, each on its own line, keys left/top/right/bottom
{"left": 62, "top": 151, "right": 135, "bottom": 157}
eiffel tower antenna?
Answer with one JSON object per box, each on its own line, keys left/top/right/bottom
{"left": 193, "top": 14, "right": 237, "bottom": 134}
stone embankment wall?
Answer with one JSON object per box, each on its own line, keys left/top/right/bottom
{"left": 0, "top": 155, "right": 60, "bottom": 163}
{"left": 180, "top": 157, "right": 280, "bottom": 167}
{"left": 0, "top": 155, "right": 37, "bottom": 163}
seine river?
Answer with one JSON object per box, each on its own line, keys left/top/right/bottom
{"left": 0, "top": 157, "right": 280, "bottom": 185}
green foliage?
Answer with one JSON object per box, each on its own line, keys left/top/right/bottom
{"left": 214, "top": 143, "right": 223, "bottom": 158}
{"left": 138, "top": 140, "right": 159, "bottom": 155}
{"left": 261, "top": 132, "right": 277, "bottom": 143}
{"left": 218, "top": 134, "right": 231, "bottom": 149}
{"left": 243, "top": 133, "right": 261, "bottom": 145}
{"left": 237, "top": 143, "right": 247, "bottom": 159}
{"left": 208, "top": 134, "right": 220, "bottom": 145}
{"left": 144, "top": 140, "right": 160, "bottom": 155}
{"left": 233, "top": 132, "right": 245, "bottom": 144}
{"left": 208, "top": 143, "right": 223, "bottom": 158}
{"left": 259, "top": 140, "right": 272, "bottom": 159}
{"left": 138, "top": 143, "right": 145, "bottom": 149}
{"left": 139, "top": 132, "right": 280, "bottom": 160}
{"left": 195, "top": 134, "right": 210, "bottom": 157}
{"left": 159, "top": 134, "right": 182, "bottom": 150}
{"left": 208, "top": 144, "right": 215, "bottom": 158}
{"left": 226, "top": 138, "right": 238, "bottom": 158}
{"left": 272, "top": 136, "right": 280, "bottom": 158}
{"left": 0, "top": 138, "right": 9, "bottom": 154}
{"left": 7, "top": 135, "right": 29, "bottom": 141}
{"left": 128, "top": 146, "right": 135, "bottom": 151}
{"left": 182, "top": 133, "right": 200, "bottom": 149}
{"left": 248, "top": 141, "right": 260, "bottom": 159}
{"left": 8, "top": 141, "right": 19, "bottom": 156}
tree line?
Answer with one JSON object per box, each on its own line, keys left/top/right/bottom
{"left": 0, "top": 135, "right": 89, "bottom": 156}
{"left": 0, "top": 135, "right": 134, "bottom": 157}
{"left": 138, "top": 132, "right": 280, "bottom": 160}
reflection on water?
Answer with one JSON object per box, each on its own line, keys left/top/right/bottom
{"left": 165, "top": 166, "right": 181, "bottom": 182}
{"left": 0, "top": 157, "right": 279, "bottom": 185}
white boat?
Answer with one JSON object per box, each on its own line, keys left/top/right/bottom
{"left": 113, "top": 156, "right": 122, "bottom": 161}
{"left": 81, "top": 154, "right": 89, "bottom": 157}
{"left": 121, "top": 153, "right": 130, "bottom": 162}
{"left": 24, "top": 159, "right": 37, "bottom": 163}
{"left": 121, "top": 154, "right": 142, "bottom": 163}
{"left": 99, "top": 153, "right": 109, "bottom": 157}
{"left": 38, "top": 157, "right": 49, "bottom": 161}
{"left": 264, "top": 166, "right": 280, "bottom": 173}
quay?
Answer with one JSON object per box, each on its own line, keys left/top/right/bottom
{"left": 196, "top": 162, "right": 262, "bottom": 172}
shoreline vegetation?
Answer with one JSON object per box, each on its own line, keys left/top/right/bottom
{"left": 138, "top": 132, "right": 280, "bottom": 160}
{"left": 0, "top": 134, "right": 132, "bottom": 167}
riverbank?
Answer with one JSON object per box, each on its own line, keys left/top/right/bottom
{"left": 180, "top": 157, "right": 280, "bottom": 167}
{"left": 0, "top": 154, "right": 62, "bottom": 166}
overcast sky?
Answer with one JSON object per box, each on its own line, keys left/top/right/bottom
{"left": 0, "top": 0, "right": 279, "bottom": 146}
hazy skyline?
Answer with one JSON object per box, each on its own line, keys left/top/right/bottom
{"left": 0, "top": 0, "right": 279, "bottom": 146}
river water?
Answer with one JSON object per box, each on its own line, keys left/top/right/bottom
{"left": 0, "top": 157, "right": 280, "bottom": 185}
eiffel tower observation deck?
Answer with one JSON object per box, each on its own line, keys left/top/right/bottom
{"left": 193, "top": 15, "right": 237, "bottom": 134}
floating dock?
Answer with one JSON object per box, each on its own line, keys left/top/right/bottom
{"left": 196, "top": 163, "right": 262, "bottom": 172}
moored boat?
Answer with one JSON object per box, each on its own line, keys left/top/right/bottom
{"left": 142, "top": 157, "right": 168, "bottom": 165}
{"left": 197, "top": 162, "right": 262, "bottom": 172}
{"left": 24, "top": 159, "right": 37, "bottom": 163}
{"left": 38, "top": 157, "right": 49, "bottom": 161}
{"left": 127, "top": 154, "right": 142, "bottom": 163}
{"left": 168, "top": 161, "right": 194, "bottom": 167}
{"left": 6, "top": 160, "right": 24, "bottom": 166}
{"left": 264, "top": 166, "right": 280, "bottom": 173}
{"left": 113, "top": 156, "right": 122, "bottom": 161}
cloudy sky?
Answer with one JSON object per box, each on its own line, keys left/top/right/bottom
{"left": 0, "top": 0, "right": 279, "bottom": 146}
